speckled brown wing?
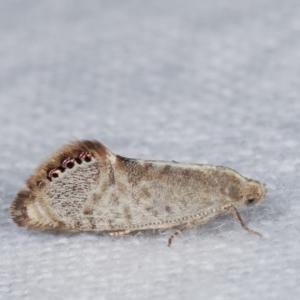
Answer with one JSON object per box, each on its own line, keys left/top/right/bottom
{"left": 10, "top": 140, "right": 113, "bottom": 231}
{"left": 11, "top": 140, "right": 266, "bottom": 242}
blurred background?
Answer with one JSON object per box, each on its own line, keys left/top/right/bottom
{"left": 1, "top": 1, "right": 300, "bottom": 299}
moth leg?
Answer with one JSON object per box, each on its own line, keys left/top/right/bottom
{"left": 230, "top": 206, "right": 262, "bottom": 237}
{"left": 109, "top": 230, "right": 132, "bottom": 237}
{"left": 168, "top": 224, "right": 189, "bottom": 247}
{"left": 167, "top": 215, "right": 214, "bottom": 247}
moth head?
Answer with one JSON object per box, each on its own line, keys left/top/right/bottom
{"left": 243, "top": 180, "right": 267, "bottom": 206}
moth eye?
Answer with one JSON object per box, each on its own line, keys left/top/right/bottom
{"left": 246, "top": 198, "right": 255, "bottom": 205}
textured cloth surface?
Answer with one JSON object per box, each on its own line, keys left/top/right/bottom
{"left": 1, "top": 1, "right": 300, "bottom": 299}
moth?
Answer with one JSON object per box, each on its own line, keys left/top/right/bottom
{"left": 11, "top": 140, "right": 266, "bottom": 246}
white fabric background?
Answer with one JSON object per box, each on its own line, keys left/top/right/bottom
{"left": 1, "top": 1, "right": 300, "bottom": 299}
